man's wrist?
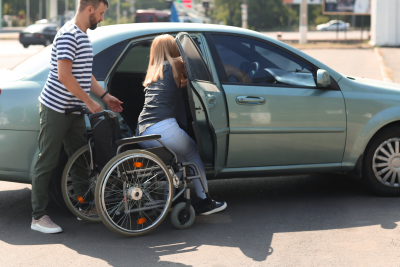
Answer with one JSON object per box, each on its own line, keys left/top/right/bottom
{"left": 100, "top": 91, "right": 109, "bottom": 99}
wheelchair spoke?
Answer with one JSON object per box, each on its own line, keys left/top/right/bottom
{"left": 98, "top": 152, "right": 173, "bottom": 235}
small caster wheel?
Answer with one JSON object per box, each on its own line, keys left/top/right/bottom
{"left": 171, "top": 202, "right": 195, "bottom": 229}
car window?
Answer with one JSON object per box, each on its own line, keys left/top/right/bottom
{"left": 115, "top": 42, "right": 151, "bottom": 73}
{"left": 210, "top": 34, "right": 316, "bottom": 87}
{"left": 135, "top": 15, "right": 154, "bottom": 23}
{"left": 156, "top": 15, "right": 170, "bottom": 22}
{"left": 23, "top": 24, "right": 47, "bottom": 32}
{"left": 177, "top": 34, "right": 211, "bottom": 82}
{"left": 92, "top": 40, "right": 128, "bottom": 80}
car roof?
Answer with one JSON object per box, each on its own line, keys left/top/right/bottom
{"left": 88, "top": 23, "right": 270, "bottom": 50}
{"left": 86, "top": 23, "right": 340, "bottom": 82}
{"left": 23, "top": 23, "right": 58, "bottom": 32}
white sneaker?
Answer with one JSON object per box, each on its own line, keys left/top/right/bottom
{"left": 31, "top": 215, "right": 62, "bottom": 234}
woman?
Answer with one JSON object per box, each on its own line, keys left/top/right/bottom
{"left": 137, "top": 34, "right": 227, "bottom": 215}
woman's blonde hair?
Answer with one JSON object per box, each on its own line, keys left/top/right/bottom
{"left": 143, "top": 34, "right": 180, "bottom": 87}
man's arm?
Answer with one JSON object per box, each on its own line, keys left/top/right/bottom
{"left": 58, "top": 59, "right": 102, "bottom": 113}
{"left": 90, "top": 75, "right": 123, "bottom": 113}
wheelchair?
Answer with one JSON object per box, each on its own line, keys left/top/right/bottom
{"left": 61, "top": 106, "right": 211, "bottom": 236}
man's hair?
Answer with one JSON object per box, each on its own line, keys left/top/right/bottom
{"left": 79, "top": 0, "right": 109, "bottom": 12}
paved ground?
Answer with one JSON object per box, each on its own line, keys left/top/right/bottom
{"left": 1, "top": 174, "right": 400, "bottom": 267}
{"left": 1, "top": 39, "right": 400, "bottom": 266}
{"left": 0, "top": 40, "right": 44, "bottom": 69}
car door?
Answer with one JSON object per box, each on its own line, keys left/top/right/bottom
{"left": 175, "top": 32, "right": 229, "bottom": 176}
{"left": 206, "top": 33, "right": 346, "bottom": 168}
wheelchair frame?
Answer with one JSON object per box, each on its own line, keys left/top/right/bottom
{"left": 63, "top": 107, "right": 210, "bottom": 236}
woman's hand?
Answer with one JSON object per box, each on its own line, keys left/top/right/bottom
{"left": 103, "top": 94, "right": 123, "bottom": 113}
{"left": 180, "top": 78, "right": 188, "bottom": 89}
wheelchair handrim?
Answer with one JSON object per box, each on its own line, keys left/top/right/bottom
{"left": 99, "top": 153, "right": 173, "bottom": 234}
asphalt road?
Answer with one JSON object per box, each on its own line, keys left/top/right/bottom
{"left": 1, "top": 39, "right": 400, "bottom": 266}
{"left": 1, "top": 174, "right": 400, "bottom": 267}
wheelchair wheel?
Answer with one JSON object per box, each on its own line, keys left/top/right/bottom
{"left": 170, "top": 202, "right": 195, "bottom": 229}
{"left": 95, "top": 150, "right": 173, "bottom": 237}
{"left": 61, "top": 144, "right": 101, "bottom": 223}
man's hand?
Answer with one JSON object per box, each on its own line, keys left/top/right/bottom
{"left": 86, "top": 99, "right": 102, "bottom": 114}
{"left": 103, "top": 94, "right": 123, "bottom": 113}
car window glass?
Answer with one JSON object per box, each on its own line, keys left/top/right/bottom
{"left": 135, "top": 15, "right": 153, "bottom": 22}
{"left": 116, "top": 42, "right": 151, "bottom": 73}
{"left": 177, "top": 34, "right": 211, "bottom": 82}
{"left": 211, "top": 34, "right": 316, "bottom": 87}
{"left": 156, "top": 15, "right": 170, "bottom": 22}
{"left": 23, "top": 24, "right": 47, "bottom": 32}
{"left": 92, "top": 40, "right": 128, "bottom": 80}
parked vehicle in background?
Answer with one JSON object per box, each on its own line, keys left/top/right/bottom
{"left": 19, "top": 23, "right": 58, "bottom": 48}
{"left": 135, "top": 10, "right": 170, "bottom": 23}
{"left": 34, "top": 11, "right": 75, "bottom": 27}
{"left": 317, "top": 20, "right": 350, "bottom": 31}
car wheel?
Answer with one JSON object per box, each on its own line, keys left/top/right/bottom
{"left": 45, "top": 39, "right": 52, "bottom": 46}
{"left": 23, "top": 44, "right": 29, "bottom": 48}
{"left": 363, "top": 126, "right": 400, "bottom": 196}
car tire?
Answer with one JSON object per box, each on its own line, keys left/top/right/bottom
{"left": 362, "top": 126, "right": 400, "bottom": 196}
{"left": 48, "top": 147, "right": 69, "bottom": 210}
{"left": 45, "top": 39, "right": 51, "bottom": 46}
{"left": 23, "top": 44, "right": 29, "bottom": 48}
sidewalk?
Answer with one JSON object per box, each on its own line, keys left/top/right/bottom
{"left": 379, "top": 48, "right": 400, "bottom": 84}
{"left": 0, "top": 27, "right": 24, "bottom": 40}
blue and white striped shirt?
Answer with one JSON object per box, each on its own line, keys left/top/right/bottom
{"left": 39, "top": 21, "right": 93, "bottom": 113}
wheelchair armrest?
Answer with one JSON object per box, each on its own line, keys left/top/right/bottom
{"left": 115, "top": 134, "right": 161, "bottom": 146}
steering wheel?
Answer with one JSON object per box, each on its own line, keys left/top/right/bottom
{"left": 247, "top": 62, "right": 259, "bottom": 78}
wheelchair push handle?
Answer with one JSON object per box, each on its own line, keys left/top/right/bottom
{"left": 65, "top": 105, "right": 92, "bottom": 115}
{"left": 88, "top": 110, "right": 109, "bottom": 120}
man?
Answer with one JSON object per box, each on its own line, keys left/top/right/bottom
{"left": 31, "top": 0, "right": 123, "bottom": 234}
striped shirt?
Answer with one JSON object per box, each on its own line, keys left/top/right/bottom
{"left": 38, "top": 21, "right": 93, "bottom": 113}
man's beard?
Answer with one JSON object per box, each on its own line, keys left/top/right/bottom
{"left": 89, "top": 14, "right": 99, "bottom": 30}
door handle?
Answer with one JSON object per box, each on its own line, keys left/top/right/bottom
{"left": 236, "top": 96, "right": 266, "bottom": 105}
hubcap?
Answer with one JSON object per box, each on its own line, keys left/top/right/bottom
{"left": 373, "top": 138, "right": 400, "bottom": 187}
{"left": 127, "top": 187, "right": 143, "bottom": 200}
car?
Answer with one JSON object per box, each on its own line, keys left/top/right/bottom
{"left": 19, "top": 23, "right": 58, "bottom": 48}
{"left": 2, "top": 23, "right": 400, "bottom": 208}
{"left": 317, "top": 20, "right": 350, "bottom": 31}
{"left": 34, "top": 11, "right": 75, "bottom": 27}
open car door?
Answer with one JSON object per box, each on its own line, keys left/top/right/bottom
{"left": 175, "top": 32, "right": 229, "bottom": 176}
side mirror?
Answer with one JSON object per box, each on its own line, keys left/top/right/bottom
{"left": 316, "top": 69, "right": 331, "bottom": 87}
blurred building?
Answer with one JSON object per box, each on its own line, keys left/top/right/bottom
{"left": 370, "top": 0, "right": 400, "bottom": 46}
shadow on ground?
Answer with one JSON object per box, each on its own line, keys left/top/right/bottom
{"left": 0, "top": 174, "right": 398, "bottom": 265}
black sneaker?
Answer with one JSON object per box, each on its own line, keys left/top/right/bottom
{"left": 195, "top": 199, "right": 227, "bottom": 216}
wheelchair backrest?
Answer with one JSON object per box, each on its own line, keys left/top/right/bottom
{"left": 90, "top": 113, "right": 122, "bottom": 172}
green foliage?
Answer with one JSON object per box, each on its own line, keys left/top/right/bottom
{"left": 213, "top": 0, "right": 241, "bottom": 27}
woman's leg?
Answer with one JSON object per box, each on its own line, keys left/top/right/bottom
{"left": 140, "top": 119, "right": 208, "bottom": 199}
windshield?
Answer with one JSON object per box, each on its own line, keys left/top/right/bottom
{"left": 9, "top": 45, "right": 52, "bottom": 76}
{"left": 23, "top": 24, "right": 47, "bottom": 32}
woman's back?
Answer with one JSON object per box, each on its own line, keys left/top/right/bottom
{"left": 137, "top": 61, "right": 186, "bottom": 135}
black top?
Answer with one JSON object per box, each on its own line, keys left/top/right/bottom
{"left": 137, "top": 61, "right": 187, "bottom": 136}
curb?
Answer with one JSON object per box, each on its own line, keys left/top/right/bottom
{"left": 374, "top": 47, "right": 393, "bottom": 82}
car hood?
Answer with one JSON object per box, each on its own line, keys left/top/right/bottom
{"left": 0, "top": 68, "right": 26, "bottom": 82}
{"left": 342, "top": 76, "right": 400, "bottom": 95}
{"left": 345, "top": 76, "right": 400, "bottom": 91}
